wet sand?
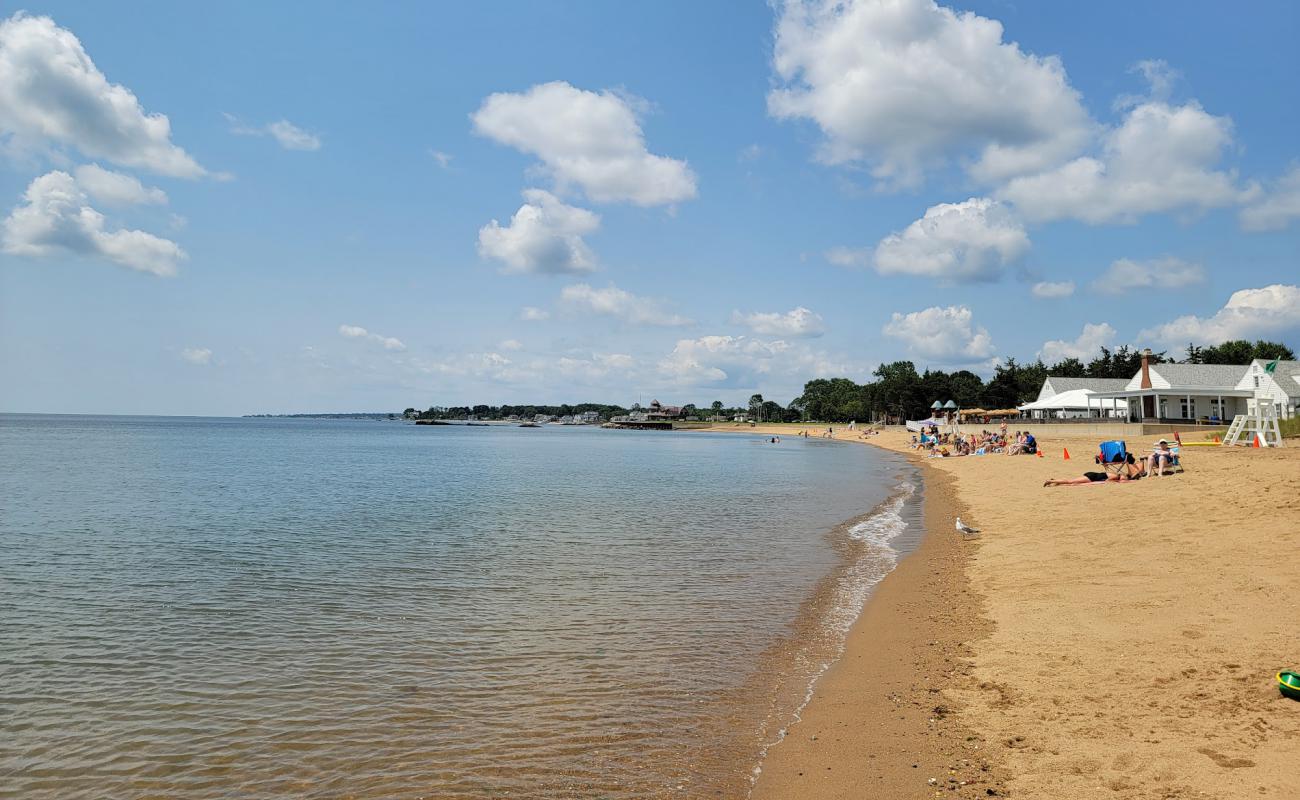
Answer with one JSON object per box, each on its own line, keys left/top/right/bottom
{"left": 751, "top": 462, "right": 1008, "bottom": 799}
{"left": 731, "top": 424, "right": 1300, "bottom": 799}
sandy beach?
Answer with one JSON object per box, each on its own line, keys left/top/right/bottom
{"left": 735, "top": 423, "right": 1300, "bottom": 799}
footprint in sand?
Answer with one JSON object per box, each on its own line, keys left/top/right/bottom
{"left": 1196, "top": 747, "right": 1256, "bottom": 769}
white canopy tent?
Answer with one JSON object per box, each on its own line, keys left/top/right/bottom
{"left": 1018, "top": 388, "right": 1125, "bottom": 419}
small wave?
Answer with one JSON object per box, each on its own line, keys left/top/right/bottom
{"left": 748, "top": 479, "right": 918, "bottom": 789}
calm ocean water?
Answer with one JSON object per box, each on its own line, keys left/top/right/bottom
{"left": 0, "top": 415, "right": 920, "bottom": 799}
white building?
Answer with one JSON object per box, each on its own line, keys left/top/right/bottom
{"left": 1086, "top": 351, "right": 1299, "bottom": 423}
{"left": 1239, "top": 359, "right": 1300, "bottom": 419}
{"left": 1019, "top": 377, "right": 1130, "bottom": 419}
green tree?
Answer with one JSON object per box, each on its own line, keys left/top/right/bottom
{"left": 872, "top": 361, "right": 923, "bottom": 420}
{"left": 1198, "top": 339, "right": 1296, "bottom": 364}
{"left": 748, "top": 393, "right": 764, "bottom": 421}
{"left": 1046, "top": 357, "right": 1087, "bottom": 377}
{"left": 710, "top": 400, "right": 723, "bottom": 420}
{"left": 1249, "top": 340, "right": 1296, "bottom": 361}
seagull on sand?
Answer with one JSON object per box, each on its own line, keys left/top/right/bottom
{"left": 955, "top": 517, "right": 981, "bottom": 536}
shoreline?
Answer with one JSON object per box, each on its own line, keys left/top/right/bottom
{"left": 712, "top": 423, "right": 1300, "bottom": 799}
{"left": 750, "top": 450, "right": 1007, "bottom": 798}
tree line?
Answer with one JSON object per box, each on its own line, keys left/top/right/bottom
{"left": 404, "top": 339, "right": 1293, "bottom": 424}
{"left": 787, "top": 340, "right": 1293, "bottom": 423}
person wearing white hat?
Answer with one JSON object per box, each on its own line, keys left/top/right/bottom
{"left": 1148, "top": 439, "right": 1174, "bottom": 476}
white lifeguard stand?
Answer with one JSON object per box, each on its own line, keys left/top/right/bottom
{"left": 1222, "top": 402, "right": 1284, "bottom": 447}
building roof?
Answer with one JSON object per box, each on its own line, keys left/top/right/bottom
{"left": 1036, "top": 376, "right": 1128, "bottom": 403}
{"left": 1020, "top": 388, "right": 1125, "bottom": 411}
{"left": 1261, "top": 360, "right": 1300, "bottom": 399}
{"left": 1046, "top": 377, "right": 1130, "bottom": 393}
{"left": 1127, "top": 363, "right": 1249, "bottom": 391}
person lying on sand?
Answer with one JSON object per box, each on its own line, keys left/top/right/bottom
{"left": 1044, "top": 459, "right": 1143, "bottom": 486}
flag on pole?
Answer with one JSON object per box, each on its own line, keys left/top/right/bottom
{"left": 1264, "top": 359, "right": 1279, "bottom": 374}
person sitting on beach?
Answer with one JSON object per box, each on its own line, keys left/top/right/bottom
{"left": 1044, "top": 457, "right": 1143, "bottom": 486}
{"left": 1005, "top": 432, "right": 1025, "bottom": 455}
{"left": 1022, "top": 432, "right": 1037, "bottom": 455}
{"left": 1146, "top": 439, "right": 1174, "bottom": 476}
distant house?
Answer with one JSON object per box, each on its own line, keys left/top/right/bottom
{"left": 644, "top": 399, "right": 685, "bottom": 420}
{"left": 579, "top": 410, "right": 601, "bottom": 424}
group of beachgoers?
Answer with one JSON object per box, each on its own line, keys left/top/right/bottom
{"left": 909, "top": 424, "right": 1036, "bottom": 459}
{"left": 907, "top": 421, "right": 1185, "bottom": 486}
{"left": 1044, "top": 438, "right": 1181, "bottom": 487}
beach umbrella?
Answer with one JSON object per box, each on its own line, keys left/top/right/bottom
{"left": 931, "top": 401, "right": 942, "bottom": 410}
{"left": 943, "top": 400, "right": 957, "bottom": 410}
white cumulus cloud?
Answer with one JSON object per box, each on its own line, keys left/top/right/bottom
{"left": 180, "top": 347, "right": 212, "bottom": 365}
{"left": 1039, "top": 322, "right": 1116, "bottom": 363}
{"left": 999, "top": 100, "right": 1249, "bottom": 224}
{"left": 873, "top": 198, "right": 1029, "bottom": 282}
{"left": 519, "top": 306, "right": 551, "bottom": 321}
{"left": 555, "top": 352, "right": 637, "bottom": 381}
{"left": 498, "top": 339, "right": 523, "bottom": 351}
{"left": 0, "top": 13, "right": 205, "bottom": 177}
{"left": 2, "top": 170, "right": 185, "bottom": 276}
{"left": 472, "top": 81, "right": 697, "bottom": 206}
{"left": 73, "top": 164, "right": 167, "bottom": 206}
{"left": 730, "top": 306, "right": 825, "bottom": 337}
{"left": 768, "top": 0, "right": 1092, "bottom": 187}
{"left": 882, "top": 305, "right": 994, "bottom": 364}
{"left": 1138, "top": 284, "right": 1300, "bottom": 346}
{"left": 1031, "top": 280, "right": 1075, "bottom": 299}
{"left": 478, "top": 189, "right": 599, "bottom": 274}
{"left": 338, "top": 324, "right": 406, "bottom": 351}
{"left": 1239, "top": 164, "right": 1300, "bottom": 232}
{"left": 657, "top": 334, "right": 850, "bottom": 391}
{"left": 560, "top": 283, "right": 691, "bottom": 327}
{"left": 1092, "top": 256, "right": 1206, "bottom": 295}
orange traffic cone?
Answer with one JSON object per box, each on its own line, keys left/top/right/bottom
{"left": 1037, "top": 449, "right": 1044, "bottom": 458}
{"left": 1063, "top": 448, "right": 1071, "bottom": 460}
{"left": 1253, "top": 434, "right": 1262, "bottom": 448}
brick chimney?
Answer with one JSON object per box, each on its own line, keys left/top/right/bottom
{"left": 1139, "top": 348, "right": 1153, "bottom": 389}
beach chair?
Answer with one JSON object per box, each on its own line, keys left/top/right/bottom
{"left": 1095, "top": 440, "right": 1129, "bottom": 477}
{"left": 1147, "top": 442, "right": 1185, "bottom": 475}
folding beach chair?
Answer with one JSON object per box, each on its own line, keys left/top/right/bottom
{"left": 1148, "top": 441, "right": 1185, "bottom": 475}
{"left": 1095, "top": 440, "right": 1129, "bottom": 477}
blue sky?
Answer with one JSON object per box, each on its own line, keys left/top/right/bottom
{"left": 1, "top": 0, "right": 1297, "bottom": 415}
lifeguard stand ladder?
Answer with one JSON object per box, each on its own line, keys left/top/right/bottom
{"left": 1222, "top": 403, "right": 1284, "bottom": 448}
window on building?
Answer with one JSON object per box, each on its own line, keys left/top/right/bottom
{"left": 1180, "top": 397, "right": 1192, "bottom": 418}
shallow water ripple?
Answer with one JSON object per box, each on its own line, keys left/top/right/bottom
{"left": 1, "top": 416, "right": 914, "bottom": 799}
